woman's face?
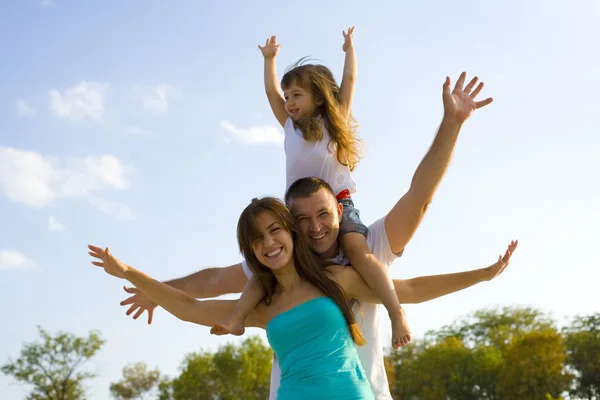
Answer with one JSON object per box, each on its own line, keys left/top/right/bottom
{"left": 251, "top": 211, "right": 295, "bottom": 271}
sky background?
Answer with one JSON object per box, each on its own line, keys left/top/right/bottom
{"left": 1, "top": 0, "right": 598, "bottom": 399}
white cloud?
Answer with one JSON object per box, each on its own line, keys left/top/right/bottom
{"left": 0, "top": 146, "right": 131, "bottom": 218}
{"left": 88, "top": 196, "right": 134, "bottom": 221}
{"left": 0, "top": 250, "right": 35, "bottom": 270}
{"left": 60, "top": 154, "right": 129, "bottom": 198}
{"left": 16, "top": 100, "right": 36, "bottom": 117}
{"left": 49, "top": 81, "right": 108, "bottom": 122}
{"left": 0, "top": 147, "right": 59, "bottom": 207}
{"left": 134, "top": 84, "right": 181, "bottom": 116}
{"left": 48, "top": 216, "right": 66, "bottom": 232}
{"left": 220, "top": 121, "right": 284, "bottom": 146}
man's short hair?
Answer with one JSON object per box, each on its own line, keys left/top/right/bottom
{"left": 285, "top": 177, "right": 337, "bottom": 206}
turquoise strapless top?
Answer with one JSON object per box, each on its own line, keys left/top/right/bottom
{"left": 266, "top": 297, "right": 374, "bottom": 400}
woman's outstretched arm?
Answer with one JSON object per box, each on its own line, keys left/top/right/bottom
{"left": 88, "top": 245, "right": 265, "bottom": 329}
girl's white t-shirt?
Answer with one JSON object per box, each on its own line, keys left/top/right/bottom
{"left": 284, "top": 117, "right": 356, "bottom": 195}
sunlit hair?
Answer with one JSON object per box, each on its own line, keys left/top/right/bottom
{"left": 237, "top": 196, "right": 366, "bottom": 345}
{"left": 281, "top": 58, "right": 363, "bottom": 171}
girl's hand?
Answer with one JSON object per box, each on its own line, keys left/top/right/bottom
{"left": 258, "top": 36, "right": 281, "bottom": 59}
{"left": 88, "top": 244, "right": 130, "bottom": 279}
{"left": 342, "top": 26, "right": 355, "bottom": 52}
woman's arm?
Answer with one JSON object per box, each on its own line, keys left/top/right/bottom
{"left": 123, "top": 268, "right": 265, "bottom": 328}
{"left": 258, "top": 36, "right": 287, "bottom": 127}
{"left": 88, "top": 245, "right": 266, "bottom": 329}
{"left": 335, "top": 240, "right": 518, "bottom": 304}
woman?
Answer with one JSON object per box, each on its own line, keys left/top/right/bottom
{"left": 89, "top": 197, "right": 517, "bottom": 399}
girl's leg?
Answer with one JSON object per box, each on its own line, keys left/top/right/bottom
{"left": 341, "top": 232, "right": 411, "bottom": 349}
{"left": 211, "top": 276, "right": 263, "bottom": 336}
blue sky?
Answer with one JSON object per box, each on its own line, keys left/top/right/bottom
{"left": 1, "top": 0, "right": 598, "bottom": 398}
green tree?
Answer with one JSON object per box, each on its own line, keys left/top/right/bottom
{"left": 170, "top": 350, "right": 216, "bottom": 400}
{"left": 497, "top": 328, "right": 572, "bottom": 400}
{"left": 388, "top": 307, "right": 573, "bottom": 400}
{"left": 156, "top": 378, "right": 173, "bottom": 400}
{"left": 109, "top": 362, "right": 160, "bottom": 399}
{"left": 1, "top": 326, "right": 104, "bottom": 400}
{"left": 167, "top": 335, "right": 272, "bottom": 400}
{"left": 383, "top": 355, "right": 395, "bottom": 388}
{"left": 564, "top": 313, "right": 600, "bottom": 400}
{"left": 390, "top": 336, "right": 501, "bottom": 400}
{"left": 211, "top": 335, "right": 272, "bottom": 399}
{"left": 431, "top": 306, "right": 555, "bottom": 348}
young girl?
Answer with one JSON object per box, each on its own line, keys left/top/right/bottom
{"left": 214, "top": 27, "right": 412, "bottom": 349}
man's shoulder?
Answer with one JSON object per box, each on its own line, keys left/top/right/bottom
{"left": 365, "top": 216, "right": 388, "bottom": 247}
{"left": 365, "top": 215, "right": 403, "bottom": 265}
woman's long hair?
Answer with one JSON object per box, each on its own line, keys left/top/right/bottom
{"left": 281, "top": 59, "right": 363, "bottom": 171}
{"left": 237, "top": 197, "right": 366, "bottom": 345}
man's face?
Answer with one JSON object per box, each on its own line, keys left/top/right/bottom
{"left": 289, "top": 189, "right": 343, "bottom": 259}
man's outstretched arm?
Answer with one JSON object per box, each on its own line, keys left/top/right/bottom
{"left": 340, "top": 240, "right": 518, "bottom": 304}
{"left": 120, "top": 263, "right": 248, "bottom": 324}
{"left": 385, "top": 72, "right": 493, "bottom": 254}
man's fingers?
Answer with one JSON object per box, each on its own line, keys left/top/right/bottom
{"left": 453, "top": 71, "right": 467, "bottom": 91}
{"left": 123, "top": 286, "right": 138, "bottom": 294}
{"left": 470, "top": 82, "right": 484, "bottom": 98}
{"left": 88, "top": 244, "right": 104, "bottom": 254}
{"left": 147, "top": 309, "right": 154, "bottom": 325}
{"left": 126, "top": 304, "right": 139, "bottom": 316}
{"left": 475, "top": 97, "right": 494, "bottom": 109}
{"left": 91, "top": 261, "right": 103, "bottom": 267}
{"left": 120, "top": 295, "right": 136, "bottom": 306}
{"left": 133, "top": 308, "right": 145, "bottom": 320}
{"left": 442, "top": 76, "right": 452, "bottom": 96}
{"left": 463, "top": 76, "right": 478, "bottom": 94}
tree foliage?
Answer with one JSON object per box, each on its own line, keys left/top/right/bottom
{"left": 388, "top": 307, "right": 576, "bottom": 400}
{"left": 160, "top": 335, "right": 272, "bottom": 400}
{"left": 1, "top": 326, "right": 104, "bottom": 400}
{"left": 109, "top": 361, "right": 160, "bottom": 399}
{"left": 564, "top": 312, "right": 600, "bottom": 400}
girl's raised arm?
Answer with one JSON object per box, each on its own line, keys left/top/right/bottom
{"left": 339, "top": 26, "right": 357, "bottom": 119}
{"left": 258, "top": 36, "right": 287, "bottom": 127}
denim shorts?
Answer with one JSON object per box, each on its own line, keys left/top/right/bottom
{"left": 338, "top": 198, "right": 369, "bottom": 237}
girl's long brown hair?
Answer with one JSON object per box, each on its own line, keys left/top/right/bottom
{"left": 237, "top": 197, "right": 366, "bottom": 345}
{"left": 281, "top": 59, "right": 363, "bottom": 171}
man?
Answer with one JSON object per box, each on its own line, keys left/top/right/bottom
{"left": 119, "top": 72, "right": 507, "bottom": 399}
